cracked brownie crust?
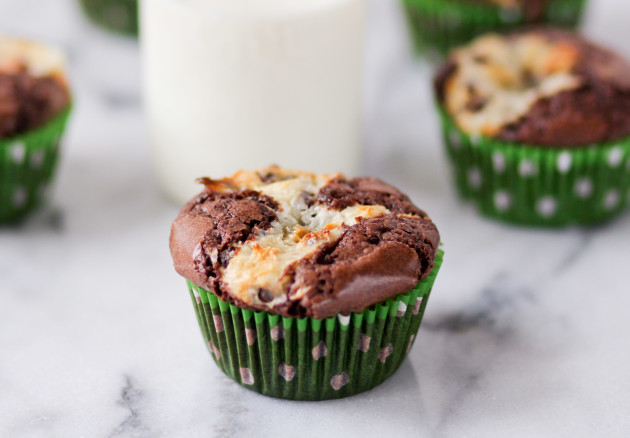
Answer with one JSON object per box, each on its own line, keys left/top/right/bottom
{"left": 170, "top": 166, "right": 440, "bottom": 318}
{"left": 0, "top": 37, "right": 70, "bottom": 139}
{"left": 435, "top": 29, "right": 630, "bottom": 147}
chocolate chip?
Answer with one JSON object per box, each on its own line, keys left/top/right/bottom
{"left": 0, "top": 71, "right": 70, "bottom": 138}
{"left": 257, "top": 171, "right": 277, "bottom": 183}
{"left": 368, "top": 236, "right": 380, "bottom": 244}
{"left": 301, "top": 190, "right": 315, "bottom": 207}
{"left": 258, "top": 288, "right": 274, "bottom": 303}
{"left": 521, "top": 68, "right": 537, "bottom": 89}
{"left": 218, "top": 250, "right": 232, "bottom": 267}
{"left": 318, "top": 253, "right": 333, "bottom": 265}
{"left": 465, "top": 96, "right": 488, "bottom": 112}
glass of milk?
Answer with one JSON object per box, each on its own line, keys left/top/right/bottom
{"left": 141, "top": 0, "right": 366, "bottom": 204}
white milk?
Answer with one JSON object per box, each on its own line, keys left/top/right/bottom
{"left": 140, "top": 0, "right": 365, "bottom": 204}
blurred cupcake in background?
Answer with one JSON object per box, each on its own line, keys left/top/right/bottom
{"left": 434, "top": 29, "right": 630, "bottom": 226}
{"left": 402, "top": 0, "right": 587, "bottom": 55}
{"left": 78, "top": 0, "right": 138, "bottom": 36}
{"left": 0, "top": 36, "right": 72, "bottom": 224}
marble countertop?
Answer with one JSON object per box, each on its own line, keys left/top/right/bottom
{"left": 1, "top": 0, "right": 629, "bottom": 436}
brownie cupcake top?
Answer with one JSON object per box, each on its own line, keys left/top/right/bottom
{"left": 467, "top": 0, "right": 549, "bottom": 21}
{"left": 0, "top": 36, "right": 70, "bottom": 139}
{"left": 435, "top": 29, "right": 630, "bottom": 147}
{"left": 170, "top": 166, "right": 440, "bottom": 319}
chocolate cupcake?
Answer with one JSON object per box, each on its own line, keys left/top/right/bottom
{"left": 402, "top": 0, "right": 587, "bottom": 55}
{"left": 78, "top": 0, "right": 138, "bottom": 36}
{"left": 435, "top": 29, "right": 630, "bottom": 225}
{"left": 0, "top": 37, "right": 72, "bottom": 223}
{"left": 170, "top": 166, "right": 443, "bottom": 400}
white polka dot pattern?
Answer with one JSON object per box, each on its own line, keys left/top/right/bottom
{"left": 557, "top": 152, "right": 572, "bottom": 173}
{"left": 270, "top": 324, "right": 284, "bottom": 341}
{"left": 608, "top": 147, "right": 623, "bottom": 167}
{"left": 441, "top": 111, "right": 630, "bottom": 225}
{"left": 468, "top": 168, "right": 482, "bottom": 189}
{"left": 10, "top": 142, "right": 25, "bottom": 163}
{"left": 358, "top": 334, "right": 371, "bottom": 352}
{"left": 519, "top": 159, "right": 536, "bottom": 177}
{"left": 186, "top": 251, "right": 440, "bottom": 400}
{"left": 397, "top": 301, "right": 407, "bottom": 317}
{"left": 537, "top": 196, "right": 557, "bottom": 218}
{"left": 245, "top": 328, "right": 256, "bottom": 346}
{"left": 575, "top": 178, "right": 593, "bottom": 199}
{"left": 312, "top": 341, "right": 327, "bottom": 360}
{"left": 30, "top": 150, "right": 45, "bottom": 168}
{"left": 207, "top": 341, "right": 221, "bottom": 360}
{"left": 330, "top": 372, "right": 350, "bottom": 391}
{"left": 413, "top": 297, "right": 423, "bottom": 315}
{"left": 240, "top": 368, "right": 255, "bottom": 385}
{"left": 213, "top": 315, "right": 224, "bottom": 333}
{"left": 604, "top": 190, "right": 620, "bottom": 210}
{"left": 378, "top": 344, "right": 394, "bottom": 363}
{"left": 0, "top": 107, "right": 68, "bottom": 223}
{"left": 337, "top": 314, "right": 350, "bottom": 326}
{"left": 494, "top": 191, "right": 511, "bottom": 212}
{"left": 278, "top": 364, "right": 296, "bottom": 382}
{"left": 492, "top": 152, "right": 505, "bottom": 173}
{"left": 492, "top": 152, "right": 506, "bottom": 173}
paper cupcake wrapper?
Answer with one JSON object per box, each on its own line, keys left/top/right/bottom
{"left": 402, "top": 0, "right": 587, "bottom": 55}
{"left": 0, "top": 107, "right": 71, "bottom": 224}
{"left": 439, "top": 108, "right": 630, "bottom": 226}
{"left": 79, "top": 0, "right": 139, "bottom": 36}
{"left": 187, "top": 249, "right": 443, "bottom": 401}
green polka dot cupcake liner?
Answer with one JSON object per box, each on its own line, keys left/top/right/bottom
{"left": 439, "top": 108, "right": 630, "bottom": 226}
{"left": 187, "top": 250, "right": 443, "bottom": 401}
{"left": 401, "top": 0, "right": 587, "bottom": 55}
{"left": 79, "top": 0, "right": 138, "bottom": 36}
{"left": 0, "top": 107, "right": 71, "bottom": 224}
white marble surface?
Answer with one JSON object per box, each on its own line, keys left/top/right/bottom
{"left": 1, "top": 0, "right": 630, "bottom": 436}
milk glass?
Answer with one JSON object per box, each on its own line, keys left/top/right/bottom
{"left": 141, "top": 0, "right": 365, "bottom": 203}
